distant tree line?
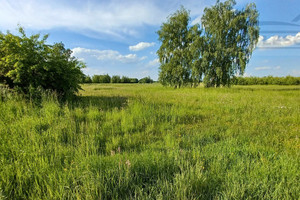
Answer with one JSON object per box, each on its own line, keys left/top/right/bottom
{"left": 232, "top": 76, "right": 300, "bottom": 85}
{"left": 82, "top": 74, "right": 154, "bottom": 84}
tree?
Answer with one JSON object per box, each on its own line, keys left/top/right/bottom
{"left": 111, "top": 75, "right": 121, "bottom": 83}
{"left": 139, "top": 76, "right": 154, "bottom": 84}
{"left": 129, "top": 78, "right": 138, "bottom": 83}
{"left": 99, "top": 74, "right": 111, "bottom": 83}
{"left": 201, "top": 0, "right": 259, "bottom": 87}
{"left": 157, "top": 7, "right": 202, "bottom": 88}
{"left": 121, "top": 76, "right": 131, "bottom": 83}
{"left": 82, "top": 75, "right": 92, "bottom": 83}
{"left": 0, "top": 27, "right": 85, "bottom": 98}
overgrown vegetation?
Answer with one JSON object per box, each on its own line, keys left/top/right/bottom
{"left": 1, "top": 84, "right": 299, "bottom": 199}
{"left": 157, "top": 0, "right": 259, "bottom": 88}
{"left": 233, "top": 76, "right": 300, "bottom": 85}
{"left": 0, "top": 27, "right": 85, "bottom": 99}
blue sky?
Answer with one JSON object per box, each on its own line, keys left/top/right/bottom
{"left": 0, "top": 0, "right": 299, "bottom": 80}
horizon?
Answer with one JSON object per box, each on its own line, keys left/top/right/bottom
{"left": 1, "top": 0, "right": 299, "bottom": 80}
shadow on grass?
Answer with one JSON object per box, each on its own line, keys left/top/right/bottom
{"left": 71, "top": 95, "right": 128, "bottom": 111}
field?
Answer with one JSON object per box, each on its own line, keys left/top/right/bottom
{"left": 0, "top": 84, "right": 299, "bottom": 199}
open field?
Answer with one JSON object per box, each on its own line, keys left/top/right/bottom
{"left": 0, "top": 84, "right": 299, "bottom": 199}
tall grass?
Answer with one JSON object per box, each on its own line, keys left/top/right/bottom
{"left": 0, "top": 84, "right": 299, "bottom": 199}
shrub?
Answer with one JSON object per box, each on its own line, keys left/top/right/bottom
{"left": 139, "top": 76, "right": 154, "bottom": 84}
{"left": 0, "top": 27, "right": 85, "bottom": 99}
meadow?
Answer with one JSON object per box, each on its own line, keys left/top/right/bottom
{"left": 0, "top": 84, "right": 299, "bottom": 199}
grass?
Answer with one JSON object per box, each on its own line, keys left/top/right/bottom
{"left": 0, "top": 83, "right": 299, "bottom": 199}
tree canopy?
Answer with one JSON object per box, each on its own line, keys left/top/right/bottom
{"left": 157, "top": 7, "right": 202, "bottom": 88}
{"left": 0, "top": 27, "right": 85, "bottom": 98}
{"left": 157, "top": 0, "right": 259, "bottom": 87}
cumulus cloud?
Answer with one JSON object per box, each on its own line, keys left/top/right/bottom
{"left": 72, "top": 47, "right": 143, "bottom": 64}
{"left": 0, "top": 0, "right": 212, "bottom": 39}
{"left": 257, "top": 32, "right": 300, "bottom": 48}
{"left": 0, "top": 0, "right": 166, "bottom": 38}
{"left": 129, "top": 42, "right": 155, "bottom": 51}
{"left": 147, "top": 58, "right": 160, "bottom": 67}
{"left": 254, "top": 66, "right": 280, "bottom": 71}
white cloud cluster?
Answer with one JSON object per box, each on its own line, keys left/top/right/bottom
{"left": 254, "top": 66, "right": 280, "bottom": 71}
{"left": 72, "top": 47, "right": 144, "bottom": 64}
{"left": 0, "top": 0, "right": 165, "bottom": 38}
{"left": 129, "top": 42, "right": 155, "bottom": 51}
{"left": 257, "top": 32, "right": 300, "bottom": 48}
{"left": 0, "top": 0, "right": 211, "bottom": 39}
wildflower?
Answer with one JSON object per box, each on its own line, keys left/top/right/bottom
{"left": 111, "top": 150, "right": 115, "bottom": 156}
{"left": 125, "top": 160, "right": 131, "bottom": 167}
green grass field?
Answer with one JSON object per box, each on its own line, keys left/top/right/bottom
{"left": 1, "top": 84, "right": 299, "bottom": 199}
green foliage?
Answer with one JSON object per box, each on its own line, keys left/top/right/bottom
{"left": 92, "top": 74, "right": 111, "bottom": 83}
{"left": 233, "top": 76, "right": 300, "bottom": 85}
{"left": 91, "top": 75, "right": 140, "bottom": 84}
{"left": 139, "top": 76, "right": 154, "bottom": 84}
{"left": 157, "top": 7, "right": 202, "bottom": 88}
{"left": 130, "top": 78, "right": 139, "bottom": 83}
{"left": 121, "top": 76, "right": 131, "bottom": 83}
{"left": 201, "top": 0, "right": 259, "bottom": 87}
{"left": 81, "top": 74, "right": 92, "bottom": 83}
{"left": 0, "top": 27, "right": 85, "bottom": 99}
{"left": 111, "top": 75, "right": 121, "bottom": 83}
{"left": 1, "top": 84, "right": 299, "bottom": 199}
{"left": 157, "top": 0, "right": 259, "bottom": 88}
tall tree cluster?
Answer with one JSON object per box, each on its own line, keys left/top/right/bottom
{"left": 157, "top": 0, "right": 259, "bottom": 87}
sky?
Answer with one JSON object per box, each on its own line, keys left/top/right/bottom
{"left": 0, "top": 0, "right": 299, "bottom": 80}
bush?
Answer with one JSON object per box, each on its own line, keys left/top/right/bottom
{"left": 84, "top": 75, "right": 92, "bottom": 83}
{"left": 139, "top": 76, "right": 154, "bottom": 84}
{"left": 0, "top": 27, "right": 85, "bottom": 99}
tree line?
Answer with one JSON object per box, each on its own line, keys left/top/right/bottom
{"left": 82, "top": 74, "right": 154, "bottom": 84}
{"left": 233, "top": 76, "right": 300, "bottom": 85}
{"left": 157, "top": 0, "right": 259, "bottom": 88}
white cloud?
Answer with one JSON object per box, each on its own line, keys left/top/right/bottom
{"left": 254, "top": 66, "right": 281, "bottom": 71}
{"left": 0, "top": 0, "right": 166, "bottom": 38}
{"left": 129, "top": 42, "right": 155, "bottom": 51}
{"left": 148, "top": 58, "right": 160, "bottom": 67}
{"left": 72, "top": 47, "right": 143, "bottom": 64}
{"left": 257, "top": 32, "right": 300, "bottom": 48}
{"left": 191, "top": 16, "right": 202, "bottom": 26}
{"left": 71, "top": 47, "right": 158, "bottom": 79}
{"left": 0, "top": 0, "right": 214, "bottom": 39}
{"left": 290, "top": 70, "right": 300, "bottom": 76}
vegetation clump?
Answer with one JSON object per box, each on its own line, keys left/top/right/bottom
{"left": 0, "top": 27, "right": 85, "bottom": 99}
